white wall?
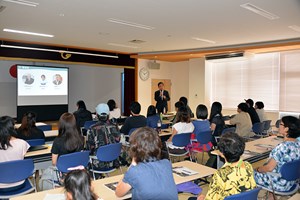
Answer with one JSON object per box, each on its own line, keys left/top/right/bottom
{"left": 0, "top": 60, "right": 123, "bottom": 117}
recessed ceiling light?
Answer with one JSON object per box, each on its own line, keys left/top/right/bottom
{"left": 108, "top": 43, "right": 139, "bottom": 49}
{"left": 59, "top": 13, "right": 65, "bottom": 17}
{"left": 3, "top": 28, "right": 54, "bottom": 37}
{"left": 240, "top": 3, "right": 279, "bottom": 20}
{"left": 191, "top": 37, "right": 216, "bottom": 44}
{"left": 288, "top": 25, "right": 300, "bottom": 33}
{"left": 107, "top": 18, "right": 155, "bottom": 30}
{"left": 3, "top": 0, "right": 39, "bottom": 7}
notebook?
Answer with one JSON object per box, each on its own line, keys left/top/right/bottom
{"left": 28, "top": 145, "right": 48, "bottom": 152}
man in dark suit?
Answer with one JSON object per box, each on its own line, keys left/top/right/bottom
{"left": 155, "top": 82, "right": 170, "bottom": 113}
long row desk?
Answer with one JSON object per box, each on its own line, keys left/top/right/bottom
{"left": 11, "top": 161, "right": 216, "bottom": 200}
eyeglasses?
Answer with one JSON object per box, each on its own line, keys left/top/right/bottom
{"left": 280, "top": 123, "right": 285, "bottom": 126}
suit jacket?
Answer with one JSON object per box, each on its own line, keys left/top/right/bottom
{"left": 155, "top": 90, "right": 170, "bottom": 113}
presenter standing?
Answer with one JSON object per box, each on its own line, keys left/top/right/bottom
{"left": 155, "top": 82, "right": 170, "bottom": 114}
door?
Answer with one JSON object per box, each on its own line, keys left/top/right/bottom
{"left": 151, "top": 79, "right": 172, "bottom": 112}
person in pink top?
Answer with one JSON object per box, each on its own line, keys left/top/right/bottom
{"left": 0, "top": 116, "right": 30, "bottom": 190}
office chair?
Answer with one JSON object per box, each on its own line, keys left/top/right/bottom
{"left": 26, "top": 139, "right": 45, "bottom": 146}
{"left": 190, "top": 131, "right": 213, "bottom": 164}
{"left": 224, "top": 187, "right": 261, "bottom": 200}
{"left": 167, "top": 132, "right": 192, "bottom": 162}
{"left": 0, "top": 159, "right": 36, "bottom": 199}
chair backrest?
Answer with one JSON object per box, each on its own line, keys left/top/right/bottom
{"left": 37, "top": 124, "right": 52, "bottom": 131}
{"left": 0, "top": 159, "right": 34, "bottom": 183}
{"left": 224, "top": 187, "right": 261, "bottom": 200}
{"left": 221, "top": 127, "right": 236, "bottom": 135}
{"left": 26, "top": 139, "right": 45, "bottom": 146}
{"left": 172, "top": 132, "right": 192, "bottom": 147}
{"left": 83, "top": 120, "right": 97, "bottom": 130}
{"left": 196, "top": 131, "right": 212, "bottom": 144}
{"left": 161, "top": 123, "right": 169, "bottom": 129}
{"left": 263, "top": 120, "right": 272, "bottom": 131}
{"left": 275, "top": 119, "right": 281, "bottom": 128}
{"left": 96, "top": 143, "right": 122, "bottom": 162}
{"left": 192, "top": 120, "right": 210, "bottom": 135}
{"left": 56, "top": 151, "right": 90, "bottom": 173}
{"left": 252, "top": 122, "right": 264, "bottom": 135}
{"left": 280, "top": 159, "right": 300, "bottom": 181}
{"left": 128, "top": 128, "right": 137, "bottom": 136}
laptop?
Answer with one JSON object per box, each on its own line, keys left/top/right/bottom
{"left": 28, "top": 145, "right": 48, "bottom": 152}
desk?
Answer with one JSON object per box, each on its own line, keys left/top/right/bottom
{"left": 25, "top": 144, "right": 52, "bottom": 170}
{"left": 44, "top": 130, "right": 58, "bottom": 138}
{"left": 289, "top": 193, "right": 300, "bottom": 200}
{"left": 15, "top": 122, "right": 47, "bottom": 129}
{"left": 11, "top": 161, "right": 215, "bottom": 200}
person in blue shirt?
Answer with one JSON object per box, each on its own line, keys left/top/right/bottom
{"left": 146, "top": 105, "right": 160, "bottom": 128}
{"left": 115, "top": 127, "right": 178, "bottom": 200}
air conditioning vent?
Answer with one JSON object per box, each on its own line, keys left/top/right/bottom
{"left": 129, "top": 39, "right": 145, "bottom": 44}
{"left": 205, "top": 52, "right": 254, "bottom": 62}
{"left": 148, "top": 61, "right": 160, "bottom": 69}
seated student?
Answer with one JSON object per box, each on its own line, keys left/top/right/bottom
{"left": 229, "top": 103, "right": 255, "bottom": 138}
{"left": 51, "top": 113, "right": 84, "bottom": 166}
{"left": 167, "top": 106, "right": 194, "bottom": 154}
{"left": 17, "top": 112, "right": 45, "bottom": 140}
{"left": 115, "top": 127, "right": 178, "bottom": 200}
{"left": 73, "top": 100, "right": 93, "bottom": 130}
{"left": 120, "top": 101, "right": 147, "bottom": 135}
{"left": 209, "top": 102, "right": 225, "bottom": 137}
{"left": 255, "top": 116, "right": 300, "bottom": 193}
{"left": 64, "top": 169, "right": 99, "bottom": 200}
{"left": 146, "top": 105, "right": 160, "bottom": 128}
{"left": 179, "top": 96, "right": 194, "bottom": 118}
{"left": 191, "top": 132, "right": 256, "bottom": 200}
{"left": 107, "top": 99, "right": 121, "bottom": 120}
{"left": 245, "top": 99, "right": 260, "bottom": 125}
{"left": 0, "top": 116, "right": 30, "bottom": 190}
{"left": 171, "top": 101, "right": 185, "bottom": 125}
{"left": 255, "top": 101, "right": 267, "bottom": 122}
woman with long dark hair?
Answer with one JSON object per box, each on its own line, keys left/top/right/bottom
{"left": 51, "top": 113, "right": 84, "bottom": 166}
{"left": 73, "top": 100, "right": 93, "bottom": 130}
{"left": 209, "top": 102, "right": 225, "bottom": 136}
{"left": 17, "top": 112, "right": 45, "bottom": 140}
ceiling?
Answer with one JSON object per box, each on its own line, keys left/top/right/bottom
{"left": 0, "top": 0, "right": 300, "bottom": 61}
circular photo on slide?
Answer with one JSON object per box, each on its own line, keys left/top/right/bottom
{"left": 22, "top": 74, "right": 34, "bottom": 85}
{"left": 40, "top": 74, "right": 47, "bottom": 85}
{"left": 53, "top": 74, "right": 62, "bottom": 85}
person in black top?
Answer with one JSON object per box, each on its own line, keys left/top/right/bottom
{"left": 51, "top": 113, "right": 84, "bottom": 166}
{"left": 154, "top": 82, "right": 170, "bottom": 113}
{"left": 17, "top": 112, "right": 45, "bottom": 140}
{"left": 120, "top": 102, "right": 147, "bottom": 135}
{"left": 209, "top": 102, "right": 225, "bottom": 136}
{"left": 245, "top": 99, "right": 260, "bottom": 125}
{"left": 179, "top": 96, "right": 194, "bottom": 118}
{"left": 73, "top": 100, "right": 93, "bottom": 130}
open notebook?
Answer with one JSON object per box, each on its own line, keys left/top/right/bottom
{"left": 172, "top": 166, "right": 198, "bottom": 177}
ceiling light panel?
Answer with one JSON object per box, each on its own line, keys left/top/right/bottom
{"left": 107, "top": 18, "right": 155, "bottom": 30}
{"left": 3, "top": 0, "right": 39, "bottom": 7}
{"left": 3, "top": 29, "right": 54, "bottom": 37}
{"left": 108, "top": 43, "right": 139, "bottom": 49}
{"left": 191, "top": 37, "right": 216, "bottom": 44}
{"left": 240, "top": 3, "right": 279, "bottom": 20}
{"left": 288, "top": 25, "right": 300, "bottom": 33}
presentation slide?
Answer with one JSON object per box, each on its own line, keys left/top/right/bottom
{"left": 17, "top": 65, "right": 68, "bottom": 106}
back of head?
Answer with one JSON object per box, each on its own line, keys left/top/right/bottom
{"left": 130, "top": 101, "right": 141, "bottom": 115}
{"left": 245, "top": 99, "right": 254, "bottom": 107}
{"left": 281, "top": 116, "right": 300, "bottom": 138}
{"left": 129, "top": 127, "right": 162, "bottom": 163}
{"left": 255, "top": 101, "right": 264, "bottom": 109}
{"left": 107, "top": 99, "right": 116, "bottom": 111}
{"left": 77, "top": 100, "right": 87, "bottom": 110}
{"left": 218, "top": 132, "right": 245, "bottom": 163}
{"left": 20, "top": 112, "right": 37, "bottom": 135}
{"left": 64, "top": 170, "right": 97, "bottom": 200}
{"left": 0, "top": 116, "right": 15, "bottom": 150}
{"left": 179, "top": 96, "right": 188, "bottom": 106}
{"left": 147, "top": 105, "right": 157, "bottom": 117}
{"left": 95, "top": 103, "right": 110, "bottom": 121}
{"left": 176, "top": 106, "right": 190, "bottom": 123}
{"left": 175, "top": 101, "right": 184, "bottom": 109}
{"left": 196, "top": 104, "right": 208, "bottom": 119}
{"left": 238, "top": 103, "right": 249, "bottom": 112}
{"left": 209, "top": 101, "right": 222, "bottom": 120}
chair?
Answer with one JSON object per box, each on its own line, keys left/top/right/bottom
{"left": 26, "top": 139, "right": 45, "bottom": 146}
{"left": 252, "top": 122, "right": 265, "bottom": 136}
{"left": 262, "top": 120, "right": 272, "bottom": 135}
{"left": 215, "top": 127, "right": 236, "bottom": 143}
{"left": 56, "top": 151, "right": 90, "bottom": 173}
{"left": 0, "top": 159, "right": 35, "bottom": 199}
{"left": 190, "top": 131, "right": 213, "bottom": 164}
{"left": 89, "top": 143, "right": 122, "bottom": 180}
{"left": 37, "top": 124, "right": 52, "bottom": 131}
{"left": 167, "top": 132, "right": 192, "bottom": 162}
{"left": 81, "top": 120, "right": 97, "bottom": 135}
{"left": 259, "top": 159, "right": 300, "bottom": 199}
{"left": 224, "top": 187, "right": 261, "bottom": 200}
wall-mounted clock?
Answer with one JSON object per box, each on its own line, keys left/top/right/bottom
{"left": 139, "top": 67, "right": 150, "bottom": 81}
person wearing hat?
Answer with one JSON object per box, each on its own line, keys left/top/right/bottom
{"left": 245, "top": 99, "right": 260, "bottom": 125}
{"left": 86, "top": 103, "right": 120, "bottom": 170}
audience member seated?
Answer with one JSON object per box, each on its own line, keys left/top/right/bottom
{"left": 209, "top": 102, "right": 225, "bottom": 136}
{"left": 64, "top": 169, "right": 99, "bottom": 200}
{"left": 146, "top": 105, "right": 160, "bottom": 128}
{"left": 87, "top": 103, "right": 120, "bottom": 170}
{"left": 107, "top": 99, "right": 121, "bottom": 120}
{"left": 120, "top": 102, "right": 147, "bottom": 135}
{"left": 0, "top": 116, "right": 30, "bottom": 190}
{"left": 171, "top": 101, "right": 185, "bottom": 125}
{"left": 17, "top": 112, "right": 45, "bottom": 140}
{"left": 255, "top": 116, "right": 300, "bottom": 193}
{"left": 255, "top": 101, "right": 267, "bottom": 122}
{"left": 230, "top": 103, "right": 255, "bottom": 138}
{"left": 167, "top": 106, "right": 194, "bottom": 154}
{"left": 73, "top": 100, "right": 93, "bottom": 130}
{"left": 179, "top": 96, "right": 194, "bottom": 118}
{"left": 115, "top": 127, "right": 178, "bottom": 200}
{"left": 245, "top": 99, "right": 260, "bottom": 124}
{"left": 191, "top": 132, "right": 256, "bottom": 200}
{"left": 190, "top": 104, "right": 212, "bottom": 151}
{"left": 51, "top": 113, "right": 84, "bottom": 166}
